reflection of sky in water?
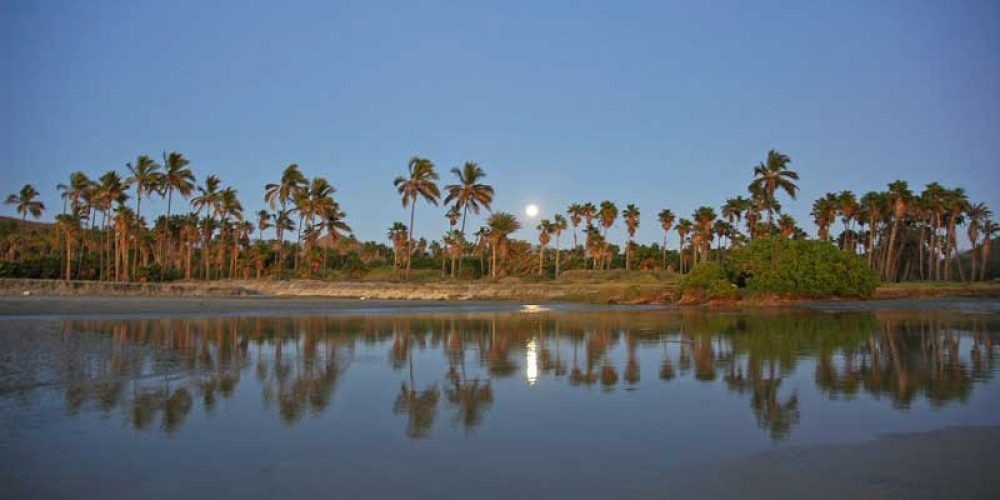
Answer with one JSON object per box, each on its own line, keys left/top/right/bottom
{"left": 1, "top": 309, "right": 999, "bottom": 498}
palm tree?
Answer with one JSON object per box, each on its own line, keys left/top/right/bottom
{"left": 112, "top": 206, "right": 135, "bottom": 281}
{"left": 297, "top": 176, "right": 335, "bottom": 276}
{"left": 811, "top": 194, "right": 837, "bottom": 241}
{"left": 675, "top": 218, "right": 693, "bottom": 274}
{"left": 273, "top": 210, "right": 295, "bottom": 272}
{"left": 191, "top": 175, "right": 221, "bottom": 279}
{"left": 486, "top": 212, "right": 520, "bottom": 278}
{"left": 966, "top": 202, "right": 992, "bottom": 281}
{"left": 580, "top": 202, "right": 597, "bottom": 230}
{"left": 321, "top": 203, "right": 352, "bottom": 275}
{"left": 598, "top": 201, "right": 618, "bottom": 270}
{"left": 125, "top": 155, "right": 162, "bottom": 230}
{"left": 474, "top": 226, "right": 490, "bottom": 276}
{"left": 161, "top": 152, "right": 194, "bottom": 223}
{"left": 446, "top": 205, "right": 461, "bottom": 229}
{"left": 56, "top": 182, "right": 70, "bottom": 215}
{"left": 944, "top": 188, "right": 968, "bottom": 281}
{"left": 552, "top": 214, "right": 567, "bottom": 278}
{"left": 256, "top": 210, "right": 272, "bottom": 243}
{"left": 265, "top": 164, "right": 306, "bottom": 275}
{"left": 387, "top": 222, "right": 409, "bottom": 269}
{"left": 980, "top": 220, "right": 998, "bottom": 281}
{"left": 778, "top": 214, "right": 796, "bottom": 238}
{"left": 161, "top": 151, "right": 195, "bottom": 276}
{"left": 713, "top": 219, "right": 731, "bottom": 256}
{"left": 125, "top": 155, "right": 162, "bottom": 276}
{"left": 884, "top": 180, "right": 912, "bottom": 281}
{"left": 444, "top": 161, "right": 494, "bottom": 233}
{"left": 444, "top": 205, "right": 462, "bottom": 276}
{"left": 837, "top": 190, "right": 858, "bottom": 252}
{"left": 921, "top": 182, "right": 947, "bottom": 280}
{"left": 566, "top": 203, "right": 584, "bottom": 248}
{"left": 657, "top": 209, "right": 675, "bottom": 270}
{"left": 721, "top": 197, "right": 748, "bottom": 227}
{"left": 95, "top": 171, "right": 128, "bottom": 280}
{"left": 622, "top": 204, "right": 640, "bottom": 271}
{"left": 394, "top": 157, "right": 440, "bottom": 278}
{"left": 693, "top": 207, "right": 716, "bottom": 264}
{"left": 536, "top": 219, "right": 554, "bottom": 276}
{"left": 443, "top": 230, "right": 464, "bottom": 278}
{"left": 584, "top": 224, "right": 605, "bottom": 270}
{"left": 5, "top": 184, "right": 45, "bottom": 261}
{"left": 858, "top": 191, "right": 883, "bottom": 269}
{"left": 748, "top": 149, "right": 798, "bottom": 225}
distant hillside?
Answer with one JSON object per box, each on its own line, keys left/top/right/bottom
{"left": 959, "top": 237, "right": 1000, "bottom": 281}
{"left": 0, "top": 215, "right": 53, "bottom": 232}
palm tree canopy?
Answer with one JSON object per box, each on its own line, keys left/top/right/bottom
{"left": 487, "top": 212, "right": 521, "bottom": 238}
{"left": 443, "top": 161, "right": 493, "bottom": 214}
{"left": 162, "top": 151, "right": 195, "bottom": 198}
{"left": 748, "top": 149, "right": 798, "bottom": 204}
{"left": 265, "top": 163, "right": 306, "bottom": 210}
{"left": 395, "top": 157, "right": 440, "bottom": 207}
{"left": 658, "top": 209, "right": 676, "bottom": 232}
{"left": 623, "top": 204, "right": 640, "bottom": 236}
{"left": 552, "top": 214, "right": 568, "bottom": 234}
{"left": 126, "top": 155, "right": 163, "bottom": 194}
{"left": 598, "top": 201, "right": 618, "bottom": 229}
{"left": 5, "top": 184, "right": 45, "bottom": 219}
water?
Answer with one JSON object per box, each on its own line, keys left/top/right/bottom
{"left": 2, "top": 303, "right": 999, "bottom": 498}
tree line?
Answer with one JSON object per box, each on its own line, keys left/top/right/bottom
{"left": 3, "top": 149, "right": 996, "bottom": 282}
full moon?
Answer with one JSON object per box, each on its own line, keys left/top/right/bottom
{"left": 525, "top": 204, "right": 539, "bottom": 217}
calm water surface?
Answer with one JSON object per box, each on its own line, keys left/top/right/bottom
{"left": 2, "top": 304, "right": 999, "bottom": 498}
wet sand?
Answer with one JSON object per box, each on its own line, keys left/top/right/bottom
{"left": 663, "top": 425, "right": 1000, "bottom": 499}
{"left": 0, "top": 295, "right": 657, "bottom": 319}
{"left": 2, "top": 295, "right": 997, "bottom": 319}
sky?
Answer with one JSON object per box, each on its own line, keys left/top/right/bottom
{"left": 2, "top": 0, "right": 999, "bottom": 248}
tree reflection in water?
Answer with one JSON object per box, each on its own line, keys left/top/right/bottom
{"left": 44, "top": 310, "right": 998, "bottom": 441}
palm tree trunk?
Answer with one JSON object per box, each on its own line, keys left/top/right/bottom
{"left": 458, "top": 206, "right": 468, "bottom": 279}
{"left": 160, "top": 187, "right": 173, "bottom": 281}
{"left": 491, "top": 244, "right": 496, "bottom": 278}
{"left": 950, "top": 224, "right": 965, "bottom": 282}
{"left": 294, "top": 214, "right": 304, "bottom": 276}
{"left": 918, "top": 222, "right": 926, "bottom": 280}
{"left": 981, "top": 241, "right": 991, "bottom": 281}
{"left": 64, "top": 233, "right": 71, "bottom": 281}
{"left": 662, "top": 232, "right": 668, "bottom": 270}
{"left": 625, "top": 236, "right": 631, "bottom": 271}
{"left": 884, "top": 218, "right": 900, "bottom": 282}
{"left": 969, "top": 240, "right": 977, "bottom": 283}
{"left": 555, "top": 235, "right": 561, "bottom": 278}
{"left": 538, "top": 245, "right": 544, "bottom": 276}
{"left": 406, "top": 203, "right": 416, "bottom": 279}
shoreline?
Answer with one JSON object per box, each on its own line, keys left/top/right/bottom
{"left": 0, "top": 278, "right": 998, "bottom": 307}
{"left": 0, "top": 294, "right": 996, "bottom": 320}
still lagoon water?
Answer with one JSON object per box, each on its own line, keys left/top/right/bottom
{"left": 2, "top": 302, "right": 999, "bottom": 498}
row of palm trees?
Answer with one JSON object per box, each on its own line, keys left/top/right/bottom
{"left": 811, "top": 183, "right": 996, "bottom": 282}
{"left": 4, "top": 154, "right": 352, "bottom": 281}
{"left": 4, "top": 149, "right": 997, "bottom": 282}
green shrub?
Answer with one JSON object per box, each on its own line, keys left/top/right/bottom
{"left": 727, "top": 237, "right": 877, "bottom": 298}
{"left": 680, "top": 261, "right": 738, "bottom": 299}
{"left": 0, "top": 257, "right": 61, "bottom": 279}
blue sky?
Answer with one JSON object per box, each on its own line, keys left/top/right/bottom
{"left": 3, "top": 0, "right": 998, "bottom": 247}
